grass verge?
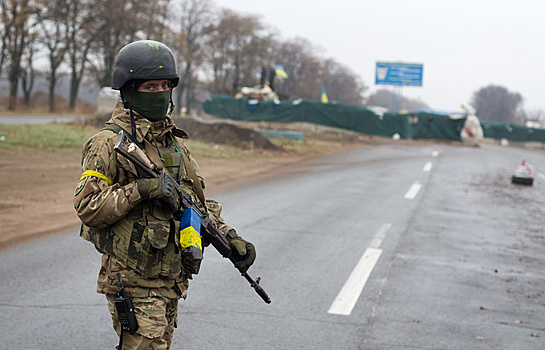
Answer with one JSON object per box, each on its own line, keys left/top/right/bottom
{"left": 0, "top": 123, "right": 352, "bottom": 157}
{"left": 0, "top": 123, "right": 98, "bottom": 152}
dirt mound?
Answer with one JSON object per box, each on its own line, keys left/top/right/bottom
{"left": 172, "top": 116, "right": 282, "bottom": 151}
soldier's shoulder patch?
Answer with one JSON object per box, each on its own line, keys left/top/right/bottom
{"left": 74, "top": 176, "right": 88, "bottom": 196}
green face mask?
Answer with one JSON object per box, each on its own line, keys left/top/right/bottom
{"left": 123, "top": 90, "right": 171, "bottom": 122}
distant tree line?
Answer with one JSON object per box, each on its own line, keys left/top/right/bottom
{"left": 0, "top": 0, "right": 367, "bottom": 113}
{"left": 2, "top": 0, "right": 539, "bottom": 124}
{"left": 367, "top": 89, "right": 429, "bottom": 113}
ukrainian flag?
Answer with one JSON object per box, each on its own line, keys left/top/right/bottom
{"left": 275, "top": 65, "right": 288, "bottom": 79}
{"left": 321, "top": 85, "right": 329, "bottom": 103}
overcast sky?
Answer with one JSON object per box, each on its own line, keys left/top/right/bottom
{"left": 213, "top": 0, "right": 545, "bottom": 113}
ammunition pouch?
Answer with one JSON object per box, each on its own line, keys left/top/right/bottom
{"left": 80, "top": 211, "right": 182, "bottom": 278}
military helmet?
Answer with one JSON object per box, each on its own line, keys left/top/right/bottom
{"left": 111, "top": 40, "right": 179, "bottom": 90}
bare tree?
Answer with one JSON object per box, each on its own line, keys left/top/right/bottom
{"left": 64, "top": 0, "right": 90, "bottom": 111}
{"left": 470, "top": 84, "right": 523, "bottom": 123}
{"left": 86, "top": 0, "right": 170, "bottom": 88}
{"left": 323, "top": 59, "right": 366, "bottom": 106}
{"left": 0, "top": 0, "right": 9, "bottom": 80}
{"left": 20, "top": 38, "right": 36, "bottom": 105}
{"left": 204, "top": 9, "right": 269, "bottom": 94}
{"left": 174, "top": 0, "right": 212, "bottom": 114}
{"left": 37, "top": 0, "right": 71, "bottom": 112}
{"left": 2, "top": 0, "right": 38, "bottom": 110}
{"left": 222, "top": 10, "right": 261, "bottom": 86}
{"left": 273, "top": 37, "right": 321, "bottom": 99}
{"left": 295, "top": 54, "right": 325, "bottom": 100}
{"left": 86, "top": 0, "right": 138, "bottom": 87}
{"left": 203, "top": 12, "right": 232, "bottom": 94}
{"left": 271, "top": 39, "right": 368, "bottom": 103}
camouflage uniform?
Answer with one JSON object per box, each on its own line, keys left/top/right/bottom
{"left": 74, "top": 102, "right": 232, "bottom": 349}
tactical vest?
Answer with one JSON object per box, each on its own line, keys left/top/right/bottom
{"left": 80, "top": 124, "right": 200, "bottom": 279}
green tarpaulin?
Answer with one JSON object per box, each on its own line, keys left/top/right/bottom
{"left": 203, "top": 95, "right": 545, "bottom": 143}
{"left": 481, "top": 121, "right": 545, "bottom": 142}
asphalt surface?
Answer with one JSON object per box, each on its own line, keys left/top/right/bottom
{"left": 0, "top": 114, "right": 86, "bottom": 124}
{"left": 1, "top": 140, "right": 544, "bottom": 349}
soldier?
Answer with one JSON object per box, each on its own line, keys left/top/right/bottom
{"left": 73, "top": 40, "right": 256, "bottom": 349}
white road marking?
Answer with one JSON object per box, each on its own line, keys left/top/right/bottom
{"left": 327, "top": 248, "right": 382, "bottom": 316}
{"left": 539, "top": 172, "right": 545, "bottom": 181}
{"left": 328, "top": 224, "right": 391, "bottom": 316}
{"left": 404, "top": 182, "right": 422, "bottom": 199}
{"left": 423, "top": 161, "right": 433, "bottom": 172}
{"left": 369, "top": 223, "right": 391, "bottom": 249}
{"left": 432, "top": 151, "right": 439, "bottom": 157}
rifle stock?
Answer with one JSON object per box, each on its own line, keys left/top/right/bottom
{"left": 114, "top": 130, "right": 271, "bottom": 304}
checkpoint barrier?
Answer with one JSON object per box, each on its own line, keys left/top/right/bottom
{"left": 202, "top": 95, "right": 545, "bottom": 144}
{"left": 203, "top": 95, "right": 465, "bottom": 142}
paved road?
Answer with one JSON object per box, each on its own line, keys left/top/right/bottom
{"left": 1, "top": 141, "right": 544, "bottom": 349}
{"left": 0, "top": 114, "right": 86, "bottom": 124}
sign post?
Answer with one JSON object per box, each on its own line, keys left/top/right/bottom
{"left": 375, "top": 62, "right": 423, "bottom": 112}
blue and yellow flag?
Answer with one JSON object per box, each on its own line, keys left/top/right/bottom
{"left": 321, "top": 85, "right": 329, "bottom": 103}
{"left": 275, "top": 65, "right": 288, "bottom": 79}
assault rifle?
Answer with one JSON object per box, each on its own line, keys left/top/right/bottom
{"left": 114, "top": 130, "right": 271, "bottom": 304}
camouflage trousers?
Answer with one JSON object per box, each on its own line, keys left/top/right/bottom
{"left": 106, "top": 294, "right": 178, "bottom": 349}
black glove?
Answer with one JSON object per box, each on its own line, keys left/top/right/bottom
{"left": 227, "top": 229, "right": 256, "bottom": 273}
{"left": 137, "top": 175, "right": 181, "bottom": 212}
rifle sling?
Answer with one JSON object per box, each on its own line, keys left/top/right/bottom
{"left": 143, "top": 140, "right": 164, "bottom": 171}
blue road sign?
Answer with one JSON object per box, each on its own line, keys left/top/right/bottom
{"left": 375, "top": 62, "right": 423, "bottom": 86}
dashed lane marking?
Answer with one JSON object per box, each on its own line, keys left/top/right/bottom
{"left": 327, "top": 248, "right": 382, "bottom": 316}
{"left": 328, "top": 224, "right": 391, "bottom": 316}
{"left": 369, "top": 223, "right": 391, "bottom": 249}
{"left": 404, "top": 182, "right": 422, "bottom": 200}
{"left": 423, "top": 162, "right": 433, "bottom": 172}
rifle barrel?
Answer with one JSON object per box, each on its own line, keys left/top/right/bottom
{"left": 243, "top": 272, "right": 271, "bottom": 304}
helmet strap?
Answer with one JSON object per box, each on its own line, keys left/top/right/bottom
{"left": 120, "top": 87, "right": 138, "bottom": 142}
{"left": 167, "top": 90, "right": 175, "bottom": 116}
{"left": 129, "top": 108, "right": 137, "bottom": 142}
{"left": 120, "top": 91, "right": 130, "bottom": 109}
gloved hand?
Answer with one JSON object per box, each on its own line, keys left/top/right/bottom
{"left": 226, "top": 229, "right": 256, "bottom": 273}
{"left": 137, "top": 175, "right": 181, "bottom": 212}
